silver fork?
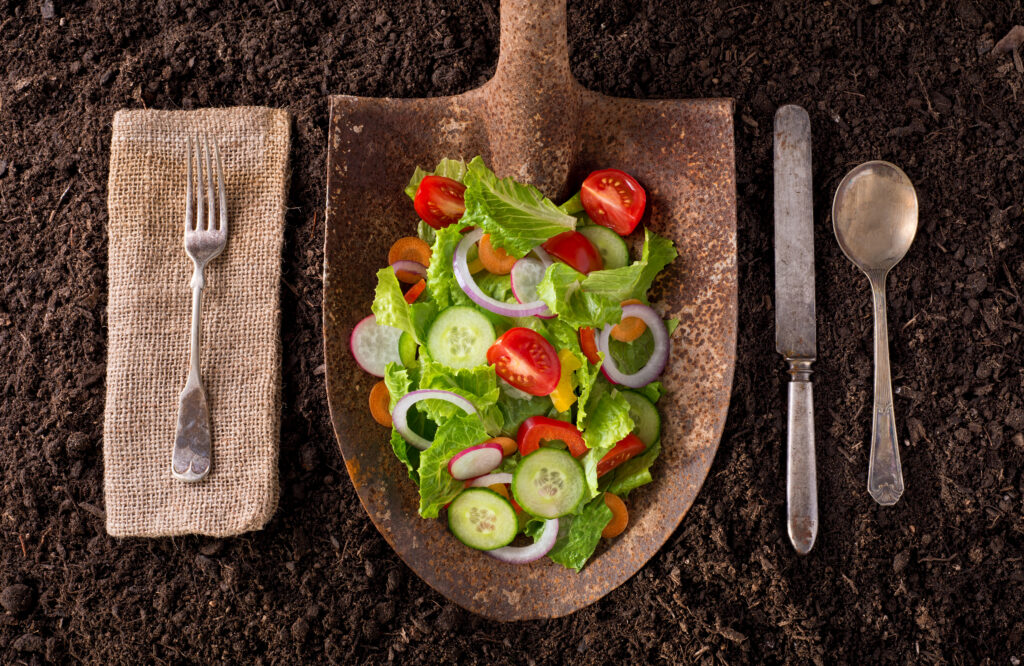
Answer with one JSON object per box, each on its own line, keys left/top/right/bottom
{"left": 172, "top": 136, "right": 228, "bottom": 482}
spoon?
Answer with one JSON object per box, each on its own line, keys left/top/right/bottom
{"left": 832, "top": 161, "right": 918, "bottom": 506}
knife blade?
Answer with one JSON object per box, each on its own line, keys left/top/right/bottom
{"left": 774, "top": 104, "right": 818, "bottom": 555}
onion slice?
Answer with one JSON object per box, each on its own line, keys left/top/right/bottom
{"left": 392, "top": 389, "right": 477, "bottom": 451}
{"left": 597, "top": 303, "right": 670, "bottom": 388}
{"left": 486, "top": 518, "right": 559, "bottom": 564}
{"left": 469, "top": 472, "right": 513, "bottom": 487}
{"left": 390, "top": 259, "right": 427, "bottom": 279}
{"left": 453, "top": 229, "right": 551, "bottom": 318}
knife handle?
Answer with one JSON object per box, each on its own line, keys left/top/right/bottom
{"left": 786, "top": 359, "right": 818, "bottom": 555}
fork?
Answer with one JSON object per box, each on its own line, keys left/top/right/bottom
{"left": 172, "top": 136, "right": 228, "bottom": 482}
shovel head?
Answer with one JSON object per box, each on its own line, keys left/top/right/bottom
{"left": 324, "top": 0, "right": 736, "bottom": 621}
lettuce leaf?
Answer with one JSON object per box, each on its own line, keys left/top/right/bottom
{"left": 383, "top": 362, "right": 415, "bottom": 410}
{"left": 537, "top": 229, "right": 677, "bottom": 328}
{"left": 604, "top": 439, "right": 661, "bottom": 497}
{"left": 418, "top": 414, "right": 489, "bottom": 518}
{"left": 404, "top": 158, "right": 468, "bottom": 199}
{"left": 580, "top": 392, "right": 634, "bottom": 498}
{"left": 547, "top": 494, "right": 613, "bottom": 570}
{"left": 638, "top": 381, "right": 664, "bottom": 404}
{"left": 557, "top": 192, "right": 584, "bottom": 215}
{"left": 496, "top": 393, "right": 551, "bottom": 437}
{"left": 390, "top": 427, "right": 421, "bottom": 485}
{"left": 425, "top": 224, "right": 471, "bottom": 311}
{"left": 417, "top": 357, "right": 500, "bottom": 421}
{"left": 460, "top": 157, "right": 576, "bottom": 257}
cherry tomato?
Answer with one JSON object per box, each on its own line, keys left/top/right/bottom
{"left": 516, "top": 416, "right": 588, "bottom": 458}
{"left": 486, "top": 328, "right": 561, "bottom": 396}
{"left": 578, "top": 327, "right": 601, "bottom": 365}
{"left": 542, "top": 231, "right": 603, "bottom": 274}
{"left": 596, "top": 434, "right": 646, "bottom": 477}
{"left": 413, "top": 175, "right": 466, "bottom": 229}
{"left": 580, "top": 168, "right": 647, "bottom": 235}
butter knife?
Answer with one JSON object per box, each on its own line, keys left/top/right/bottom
{"left": 774, "top": 105, "right": 818, "bottom": 555}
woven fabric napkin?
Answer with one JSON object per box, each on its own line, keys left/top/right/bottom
{"left": 104, "top": 107, "right": 290, "bottom": 537}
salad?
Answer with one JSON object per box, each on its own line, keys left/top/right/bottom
{"left": 349, "top": 156, "right": 678, "bottom": 570}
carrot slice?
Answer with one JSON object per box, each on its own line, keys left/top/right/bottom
{"left": 610, "top": 298, "right": 647, "bottom": 343}
{"left": 404, "top": 279, "right": 426, "bottom": 304}
{"left": 478, "top": 234, "right": 517, "bottom": 274}
{"left": 487, "top": 436, "right": 518, "bottom": 457}
{"left": 489, "top": 483, "right": 511, "bottom": 501}
{"left": 369, "top": 381, "right": 392, "bottom": 427}
{"left": 389, "top": 237, "right": 431, "bottom": 283}
{"left": 602, "top": 493, "right": 628, "bottom": 538}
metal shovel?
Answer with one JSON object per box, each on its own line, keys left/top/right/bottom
{"left": 324, "top": 0, "right": 737, "bottom": 620}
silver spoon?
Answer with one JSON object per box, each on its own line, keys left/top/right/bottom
{"left": 832, "top": 161, "right": 918, "bottom": 506}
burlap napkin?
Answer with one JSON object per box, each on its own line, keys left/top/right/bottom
{"left": 104, "top": 107, "right": 290, "bottom": 537}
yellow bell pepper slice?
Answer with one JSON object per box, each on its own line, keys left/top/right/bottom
{"left": 550, "top": 349, "right": 583, "bottom": 413}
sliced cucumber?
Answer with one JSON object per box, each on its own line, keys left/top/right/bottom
{"left": 512, "top": 448, "right": 585, "bottom": 519}
{"left": 621, "top": 390, "right": 661, "bottom": 447}
{"left": 426, "top": 306, "right": 496, "bottom": 369}
{"left": 398, "top": 331, "right": 418, "bottom": 367}
{"left": 579, "top": 225, "right": 629, "bottom": 269}
{"left": 448, "top": 488, "right": 518, "bottom": 550}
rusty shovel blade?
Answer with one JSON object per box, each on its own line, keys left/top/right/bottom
{"left": 323, "top": 0, "right": 737, "bottom": 621}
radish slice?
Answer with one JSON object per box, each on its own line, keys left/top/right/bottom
{"left": 597, "top": 304, "right": 670, "bottom": 387}
{"left": 392, "top": 389, "right": 477, "bottom": 451}
{"left": 350, "top": 315, "right": 403, "bottom": 377}
{"left": 448, "top": 442, "right": 504, "bottom": 480}
{"left": 469, "top": 472, "right": 513, "bottom": 488}
{"left": 486, "top": 518, "right": 559, "bottom": 564}
{"left": 453, "top": 229, "right": 551, "bottom": 318}
{"left": 391, "top": 259, "right": 427, "bottom": 279}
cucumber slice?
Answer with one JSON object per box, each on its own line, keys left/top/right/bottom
{"left": 448, "top": 488, "right": 518, "bottom": 550}
{"left": 621, "top": 390, "right": 661, "bottom": 447}
{"left": 578, "top": 225, "right": 629, "bottom": 269}
{"left": 398, "top": 331, "right": 417, "bottom": 367}
{"left": 426, "top": 306, "right": 496, "bottom": 369}
{"left": 512, "top": 448, "right": 585, "bottom": 519}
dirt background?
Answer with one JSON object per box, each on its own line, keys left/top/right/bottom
{"left": 1, "top": 0, "right": 1023, "bottom": 663}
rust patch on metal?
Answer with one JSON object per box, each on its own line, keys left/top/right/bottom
{"left": 323, "top": 0, "right": 736, "bottom": 621}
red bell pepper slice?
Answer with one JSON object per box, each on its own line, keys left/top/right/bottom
{"left": 516, "top": 416, "right": 587, "bottom": 458}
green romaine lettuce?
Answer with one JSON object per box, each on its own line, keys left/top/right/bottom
{"left": 426, "top": 224, "right": 471, "bottom": 311}
{"left": 580, "top": 392, "right": 634, "bottom": 498}
{"left": 604, "top": 439, "right": 661, "bottom": 497}
{"left": 404, "top": 158, "right": 468, "bottom": 200}
{"left": 390, "top": 427, "right": 421, "bottom": 485}
{"left": 547, "top": 494, "right": 613, "bottom": 570}
{"left": 418, "top": 414, "right": 490, "bottom": 518}
{"left": 460, "top": 157, "right": 576, "bottom": 257}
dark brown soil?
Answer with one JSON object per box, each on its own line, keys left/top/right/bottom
{"left": 1, "top": 0, "right": 1022, "bottom": 663}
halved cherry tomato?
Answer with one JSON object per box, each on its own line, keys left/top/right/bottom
{"left": 478, "top": 234, "right": 517, "bottom": 274}
{"left": 413, "top": 175, "right": 466, "bottom": 229}
{"left": 580, "top": 168, "right": 647, "bottom": 235}
{"left": 486, "top": 327, "right": 561, "bottom": 397}
{"left": 542, "top": 231, "right": 603, "bottom": 274}
{"left": 516, "top": 416, "right": 587, "bottom": 458}
{"left": 579, "top": 327, "right": 601, "bottom": 365}
{"left": 602, "top": 493, "right": 628, "bottom": 538}
{"left": 611, "top": 298, "right": 647, "bottom": 342}
{"left": 403, "top": 279, "right": 426, "bottom": 304}
{"left": 597, "top": 433, "right": 646, "bottom": 477}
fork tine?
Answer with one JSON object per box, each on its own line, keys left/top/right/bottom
{"left": 215, "top": 139, "right": 227, "bottom": 233}
{"left": 185, "top": 136, "right": 194, "bottom": 231}
{"left": 194, "top": 136, "right": 204, "bottom": 231}
{"left": 204, "top": 135, "right": 215, "bottom": 232}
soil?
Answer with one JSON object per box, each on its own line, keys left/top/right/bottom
{"left": 1, "top": 0, "right": 1022, "bottom": 663}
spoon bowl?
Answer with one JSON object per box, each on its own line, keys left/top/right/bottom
{"left": 832, "top": 160, "right": 918, "bottom": 506}
{"left": 833, "top": 161, "right": 918, "bottom": 275}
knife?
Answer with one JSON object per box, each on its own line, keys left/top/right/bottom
{"left": 774, "top": 105, "right": 818, "bottom": 555}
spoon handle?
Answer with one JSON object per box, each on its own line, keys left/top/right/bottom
{"left": 868, "top": 274, "right": 904, "bottom": 505}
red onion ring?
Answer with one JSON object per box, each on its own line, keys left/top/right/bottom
{"left": 391, "top": 260, "right": 427, "bottom": 279}
{"left": 597, "top": 303, "right": 670, "bottom": 387}
{"left": 453, "top": 229, "right": 552, "bottom": 317}
{"left": 486, "top": 518, "right": 559, "bottom": 564}
{"left": 392, "top": 389, "right": 477, "bottom": 451}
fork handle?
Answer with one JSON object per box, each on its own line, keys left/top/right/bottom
{"left": 172, "top": 264, "right": 212, "bottom": 482}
